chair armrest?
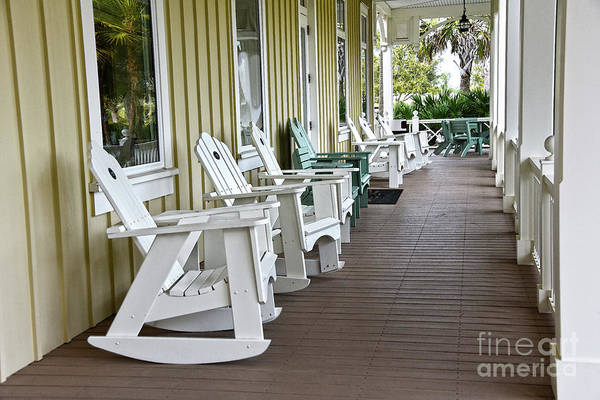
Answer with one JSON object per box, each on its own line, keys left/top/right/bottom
{"left": 287, "top": 168, "right": 358, "bottom": 173}
{"left": 312, "top": 155, "right": 366, "bottom": 162}
{"left": 203, "top": 185, "right": 304, "bottom": 202}
{"left": 259, "top": 171, "right": 345, "bottom": 182}
{"left": 352, "top": 141, "right": 402, "bottom": 147}
{"left": 107, "top": 216, "right": 270, "bottom": 239}
{"left": 317, "top": 151, "right": 371, "bottom": 157}
{"left": 153, "top": 201, "right": 280, "bottom": 224}
{"left": 250, "top": 184, "right": 308, "bottom": 193}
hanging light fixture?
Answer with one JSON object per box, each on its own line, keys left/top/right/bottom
{"left": 458, "top": 0, "right": 471, "bottom": 33}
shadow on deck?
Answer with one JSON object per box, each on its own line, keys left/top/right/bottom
{"left": 0, "top": 154, "right": 555, "bottom": 400}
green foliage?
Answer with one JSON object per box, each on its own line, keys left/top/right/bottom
{"left": 94, "top": 0, "right": 158, "bottom": 145}
{"left": 393, "top": 89, "right": 490, "bottom": 120}
{"left": 392, "top": 45, "right": 441, "bottom": 101}
{"left": 470, "top": 62, "right": 486, "bottom": 91}
{"left": 419, "top": 18, "right": 490, "bottom": 92}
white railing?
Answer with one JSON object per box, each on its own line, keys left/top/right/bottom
{"left": 412, "top": 112, "right": 491, "bottom": 143}
{"left": 522, "top": 136, "right": 556, "bottom": 313}
{"left": 133, "top": 140, "right": 159, "bottom": 165}
{"left": 507, "top": 138, "right": 519, "bottom": 217}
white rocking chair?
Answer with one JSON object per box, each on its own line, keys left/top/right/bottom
{"left": 88, "top": 141, "right": 280, "bottom": 363}
{"left": 351, "top": 118, "right": 406, "bottom": 188}
{"left": 376, "top": 113, "right": 431, "bottom": 171}
{"left": 250, "top": 123, "right": 355, "bottom": 243}
{"left": 195, "top": 132, "right": 344, "bottom": 294}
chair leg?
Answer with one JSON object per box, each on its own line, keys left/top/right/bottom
{"left": 434, "top": 142, "right": 448, "bottom": 155}
{"left": 444, "top": 145, "right": 454, "bottom": 157}
{"left": 461, "top": 141, "right": 474, "bottom": 157}
{"left": 360, "top": 187, "right": 369, "bottom": 208}
{"left": 317, "top": 237, "right": 343, "bottom": 274}
{"left": 274, "top": 194, "right": 310, "bottom": 294}
{"left": 341, "top": 217, "right": 351, "bottom": 243}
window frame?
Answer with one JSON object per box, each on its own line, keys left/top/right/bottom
{"left": 81, "top": 0, "right": 177, "bottom": 215}
{"left": 231, "top": 0, "right": 271, "bottom": 171}
{"left": 336, "top": 0, "right": 349, "bottom": 130}
{"left": 360, "top": 2, "right": 370, "bottom": 123}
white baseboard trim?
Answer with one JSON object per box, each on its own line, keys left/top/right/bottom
{"left": 503, "top": 195, "right": 515, "bottom": 213}
{"left": 516, "top": 238, "right": 533, "bottom": 265}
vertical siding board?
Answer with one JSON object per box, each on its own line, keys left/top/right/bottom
{"left": 87, "top": 215, "right": 114, "bottom": 324}
{"left": 109, "top": 212, "right": 132, "bottom": 307}
{"left": 290, "top": 0, "right": 299, "bottom": 118}
{"left": 216, "top": 1, "right": 232, "bottom": 148}
{"left": 42, "top": 0, "right": 92, "bottom": 339}
{"left": 182, "top": 0, "right": 200, "bottom": 209}
{"left": 169, "top": 0, "right": 191, "bottom": 209}
{"left": 9, "top": 0, "right": 65, "bottom": 356}
{"left": 69, "top": 0, "right": 112, "bottom": 327}
{"left": 195, "top": 0, "right": 210, "bottom": 206}
{"left": 183, "top": 0, "right": 202, "bottom": 211}
{"left": 0, "top": 0, "right": 36, "bottom": 383}
{"left": 205, "top": 4, "right": 222, "bottom": 142}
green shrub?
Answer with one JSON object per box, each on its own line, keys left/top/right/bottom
{"left": 393, "top": 90, "right": 490, "bottom": 120}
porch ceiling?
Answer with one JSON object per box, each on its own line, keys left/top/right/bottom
{"left": 381, "top": 0, "right": 490, "bottom": 9}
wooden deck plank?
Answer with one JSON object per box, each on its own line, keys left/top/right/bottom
{"left": 0, "top": 154, "right": 554, "bottom": 399}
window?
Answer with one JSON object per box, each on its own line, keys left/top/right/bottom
{"left": 82, "top": 0, "right": 176, "bottom": 214}
{"left": 360, "top": 4, "right": 369, "bottom": 120}
{"left": 233, "top": 0, "right": 267, "bottom": 150}
{"left": 336, "top": 0, "right": 348, "bottom": 125}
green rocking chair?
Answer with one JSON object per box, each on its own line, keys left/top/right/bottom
{"left": 288, "top": 118, "right": 371, "bottom": 226}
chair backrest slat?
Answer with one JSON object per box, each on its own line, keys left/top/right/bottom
{"left": 250, "top": 123, "right": 283, "bottom": 183}
{"left": 376, "top": 114, "right": 394, "bottom": 139}
{"left": 195, "top": 133, "right": 252, "bottom": 206}
{"left": 289, "top": 118, "right": 316, "bottom": 157}
{"left": 358, "top": 116, "right": 378, "bottom": 141}
{"left": 348, "top": 118, "right": 366, "bottom": 152}
{"left": 89, "top": 141, "right": 185, "bottom": 290}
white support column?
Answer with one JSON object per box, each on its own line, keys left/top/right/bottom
{"left": 516, "top": 0, "right": 555, "bottom": 265}
{"left": 381, "top": 16, "right": 393, "bottom": 119}
{"left": 553, "top": 1, "right": 600, "bottom": 397}
{"left": 492, "top": 0, "right": 507, "bottom": 175}
{"left": 502, "top": 0, "right": 521, "bottom": 211}
{"left": 488, "top": 0, "right": 497, "bottom": 163}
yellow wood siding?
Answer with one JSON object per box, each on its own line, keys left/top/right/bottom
{"left": 0, "top": 0, "right": 372, "bottom": 382}
{"left": 316, "top": 0, "right": 372, "bottom": 152}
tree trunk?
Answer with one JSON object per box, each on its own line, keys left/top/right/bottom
{"left": 460, "top": 70, "right": 472, "bottom": 92}
{"left": 126, "top": 50, "right": 139, "bottom": 140}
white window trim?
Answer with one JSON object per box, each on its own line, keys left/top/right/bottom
{"left": 81, "top": 0, "right": 177, "bottom": 215}
{"left": 336, "top": 0, "right": 349, "bottom": 136}
{"left": 360, "top": 2, "right": 370, "bottom": 122}
{"left": 298, "top": 0, "right": 321, "bottom": 150}
{"left": 231, "top": 0, "right": 270, "bottom": 172}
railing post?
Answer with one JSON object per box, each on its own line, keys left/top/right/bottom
{"left": 495, "top": 132, "right": 505, "bottom": 187}
{"left": 411, "top": 110, "right": 419, "bottom": 134}
{"left": 537, "top": 135, "right": 554, "bottom": 314}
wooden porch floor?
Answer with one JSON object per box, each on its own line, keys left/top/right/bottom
{"left": 1, "top": 154, "right": 555, "bottom": 399}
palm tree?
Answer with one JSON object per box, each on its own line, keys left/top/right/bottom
{"left": 93, "top": 0, "right": 150, "bottom": 140}
{"left": 419, "top": 18, "right": 490, "bottom": 92}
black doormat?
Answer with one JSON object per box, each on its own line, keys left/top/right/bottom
{"left": 368, "top": 189, "right": 403, "bottom": 205}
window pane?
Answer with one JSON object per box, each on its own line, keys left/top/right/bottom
{"left": 361, "top": 15, "right": 367, "bottom": 44}
{"left": 94, "top": 0, "right": 160, "bottom": 168}
{"left": 300, "top": 0, "right": 306, "bottom": 7}
{"left": 337, "top": 37, "right": 346, "bottom": 124}
{"left": 361, "top": 48, "right": 367, "bottom": 116}
{"left": 337, "top": 0, "right": 345, "bottom": 31}
{"left": 235, "top": 0, "right": 264, "bottom": 147}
